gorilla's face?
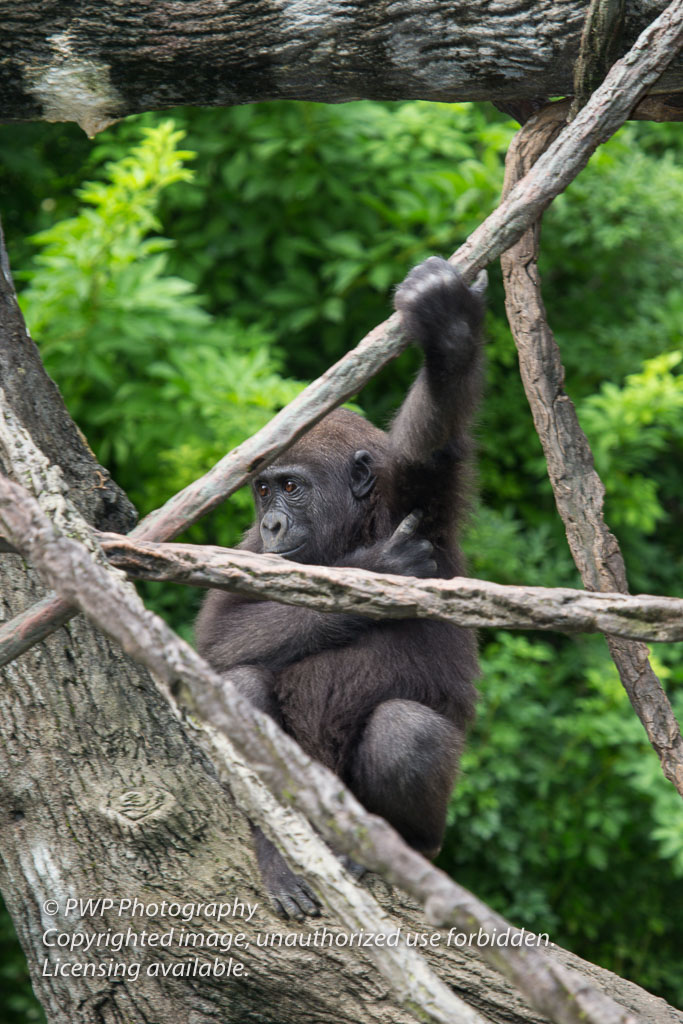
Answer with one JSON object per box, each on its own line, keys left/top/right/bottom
{"left": 253, "top": 448, "right": 376, "bottom": 564}
{"left": 254, "top": 467, "right": 313, "bottom": 559}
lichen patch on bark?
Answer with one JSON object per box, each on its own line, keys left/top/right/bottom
{"left": 23, "top": 30, "right": 122, "bottom": 136}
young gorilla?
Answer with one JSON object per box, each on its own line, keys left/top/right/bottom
{"left": 196, "top": 257, "right": 485, "bottom": 918}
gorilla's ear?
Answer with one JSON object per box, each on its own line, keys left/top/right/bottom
{"left": 350, "top": 449, "right": 376, "bottom": 499}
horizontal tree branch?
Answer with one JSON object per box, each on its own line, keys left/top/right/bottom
{"left": 0, "top": 470, "right": 644, "bottom": 1024}
{"left": 1, "top": 1, "right": 681, "bottom": 665}
{"left": 95, "top": 533, "right": 683, "bottom": 643}
{"left": 2, "top": 1, "right": 682, "bottom": 129}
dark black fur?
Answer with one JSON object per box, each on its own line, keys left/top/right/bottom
{"left": 196, "top": 257, "right": 485, "bottom": 918}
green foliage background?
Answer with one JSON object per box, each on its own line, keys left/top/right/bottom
{"left": 0, "top": 102, "right": 681, "bottom": 1020}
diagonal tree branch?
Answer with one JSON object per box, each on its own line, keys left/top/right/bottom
{"left": 2, "top": 0, "right": 682, "bottom": 669}
{"left": 500, "top": 103, "right": 683, "bottom": 797}
{"left": 0, "top": 469, "right": 644, "bottom": 1024}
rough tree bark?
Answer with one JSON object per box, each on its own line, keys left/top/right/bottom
{"left": 1, "top": 1, "right": 683, "bottom": 133}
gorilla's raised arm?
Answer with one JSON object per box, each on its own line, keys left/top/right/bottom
{"left": 389, "top": 257, "right": 485, "bottom": 544}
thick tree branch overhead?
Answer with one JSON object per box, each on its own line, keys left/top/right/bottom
{"left": 2, "top": 1, "right": 683, "bottom": 131}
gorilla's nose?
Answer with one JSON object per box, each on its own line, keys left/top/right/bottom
{"left": 261, "top": 511, "right": 289, "bottom": 542}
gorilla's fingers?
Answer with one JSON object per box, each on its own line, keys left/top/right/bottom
{"left": 272, "top": 881, "right": 320, "bottom": 921}
{"left": 471, "top": 268, "right": 488, "bottom": 297}
{"left": 394, "top": 511, "right": 422, "bottom": 537}
{"left": 297, "top": 880, "right": 321, "bottom": 916}
{"left": 271, "top": 896, "right": 288, "bottom": 920}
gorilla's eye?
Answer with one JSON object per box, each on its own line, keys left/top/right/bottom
{"left": 256, "top": 482, "right": 269, "bottom": 498}
{"left": 283, "top": 479, "right": 297, "bottom": 494}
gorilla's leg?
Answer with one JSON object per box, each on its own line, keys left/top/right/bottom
{"left": 350, "top": 699, "right": 464, "bottom": 858}
{"left": 225, "top": 666, "right": 320, "bottom": 920}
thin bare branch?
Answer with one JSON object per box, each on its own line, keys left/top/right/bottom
{"left": 0, "top": 471, "right": 641, "bottom": 1024}
{"left": 0, "top": 593, "right": 73, "bottom": 663}
{"left": 500, "top": 104, "right": 683, "bottom": 796}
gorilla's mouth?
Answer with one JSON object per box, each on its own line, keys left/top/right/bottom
{"left": 271, "top": 544, "right": 305, "bottom": 558}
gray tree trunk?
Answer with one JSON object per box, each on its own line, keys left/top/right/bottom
{"left": 2, "top": 1, "right": 682, "bottom": 133}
